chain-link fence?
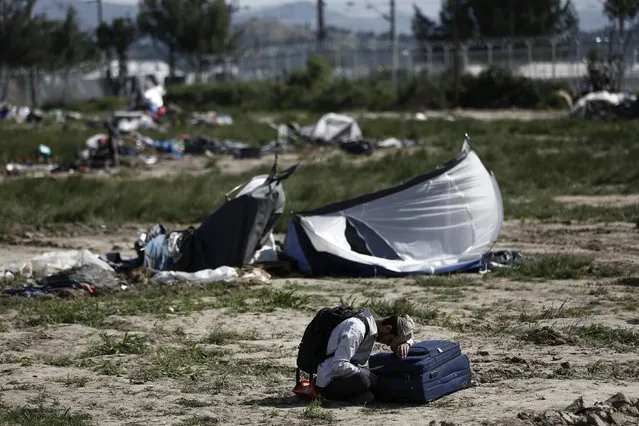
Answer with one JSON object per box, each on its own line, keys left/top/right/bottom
{"left": 234, "top": 36, "right": 639, "bottom": 92}
{"left": 3, "top": 35, "right": 639, "bottom": 106}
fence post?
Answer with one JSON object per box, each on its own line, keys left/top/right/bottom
{"left": 551, "top": 39, "right": 557, "bottom": 79}
{"left": 444, "top": 44, "right": 450, "bottom": 68}
{"left": 371, "top": 39, "right": 378, "bottom": 77}
{"left": 507, "top": 43, "right": 513, "bottom": 70}
{"left": 405, "top": 49, "right": 413, "bottom": 76}
{"left": 352, "top": 43, "right": 358, "bottom": 79}
{"left": 270, "top": 49, "right": 277, "bottom": 82}
{"left": 486, "top": 42, "right": 493, "bottom": 65}
{"left": 301, "top": 45, "right": 308, "bottom": 70}
{"left": 526, "top": 40, "right": 533, "bottom": 64}
{"left": 575, "top": 40, "right": 581, "bottom": 86}
{"left": 427, "top": 44, "right": 433, "bottom": 73}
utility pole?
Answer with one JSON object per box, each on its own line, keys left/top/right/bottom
{"left": 452, "top": 0, "right": 461, "bottom": 107}
{"left": 317, "top": 0, "right": 326, "bottom": 52}
{"left": 97, "top": 0, "right": 103, "bottom": 26}
{"left": 390, "top": 0, "right": 398, "bottom": 89}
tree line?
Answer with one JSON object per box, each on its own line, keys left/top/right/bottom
{"left": 0, "top": 0, "right": 235, "bottom": 102}
{"left": 1, "top": 0, "right": 638, "bottom": 104}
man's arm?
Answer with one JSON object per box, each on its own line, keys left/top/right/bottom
{"left": 328, "top": 321, "right": 368, "bottom": 379}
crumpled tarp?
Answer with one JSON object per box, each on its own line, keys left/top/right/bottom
{"left": 150, "top": 265, "right": 270, "bottom": 285}
{"left": 3, "top": 249, "right": 114, "bottom": 279}
{"left": 3, "top": 264, "right": 124, "bottom": 297}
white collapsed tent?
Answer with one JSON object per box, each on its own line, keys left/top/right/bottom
{"left": 283, "top": 139, "right": 503, "bottom": 276}
{"left": 299, "top": 113, "right": 363, "bottom": 144}
{"left": 569, "top": 91, "right": 637, "bottom": 118}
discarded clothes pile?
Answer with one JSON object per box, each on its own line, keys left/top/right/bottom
{"left": 190, "top": 111, "right": 234, "bottom": 126}
{"left": 296, "top": 113, "right": 419, "bottom": 156}
{"left": 1, "top": 250, "right": 122, "bottom": 297}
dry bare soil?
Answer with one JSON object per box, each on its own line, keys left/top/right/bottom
{"left": 0, "top": 217, "right": 638, "bottom": 426}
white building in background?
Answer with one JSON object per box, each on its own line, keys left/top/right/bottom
{"left": 82, "top": 60, "right": 179, "bottom": 83}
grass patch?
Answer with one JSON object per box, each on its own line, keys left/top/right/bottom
{"left": 570, "top": 324, "right": 639, "bottom": 351}
{"left": 0, "top": 283, "right": 251, "bottom": 328}
{"left": 44, "top": 357, "right": 73, "bottom": 367}
{"left": 352, "top": 296, "right": 439, "bottom": 324}
{"left": 54, "top": 375, "right": 89, "bottom": 388}
{"left": 0, "top": 321, "right": 8, "bottom": 333}
{"left": 520, "top": 326, "right": 573, "bottom": 346}
{"left": 521, "top": 324, "right": 639, "bottom": 351}
{"left": 85, "top": 332, "right": 148, "bottom": 357}
{"left": 0, "top": 404, "right": 93, "bottom": 426}
{"left": 434, "top": 288, "right": 465, "bottom": 302}
{"left": 1, "top": 283, "right": 315, "bottom": 330}
{"left": 493, "top": 254, "right": 624, "bottom": 280}
{"left": 585, "top": 360, "right": 639, "bottom": 380}
{"left": 414, "top": 275, "right": 479, "bottom": 288}
{"left": 200, "top": 328, "right": 259, "bottom": 345}
{"left": 129, "top": 340, "right": 292, "bottom": 386}
{"left": 518, "top": 301, "right": 593, "bottom": 323}
{"left": 3, "top": 119, "right": 639, "bottom": 232}
{"left": 302, "top": 400, "right": 334, "bottom": 423}
{"left": 96, "top": 360, "right": 121, "bottom": 376}
{"left": 175, "top": 398, "right": 210, "bottom": 408}
{"left": 176, "top": 416, "right": 221, "bottom": 425}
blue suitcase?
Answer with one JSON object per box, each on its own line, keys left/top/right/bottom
{"left": 368, "top": 340, "right": 472, "bottom": 403}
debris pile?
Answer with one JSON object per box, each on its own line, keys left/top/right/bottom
{"left": 518, "top": 393, "right": 639, "bottom": 426}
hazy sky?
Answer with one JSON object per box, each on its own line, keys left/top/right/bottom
{"left": 105, "top": 0, "right": 605, "bottom": 18}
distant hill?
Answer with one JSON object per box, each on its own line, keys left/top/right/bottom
{"left": 34, "top": 0, "right": 610, "bottom": 37}
{"left": 34, "top": 0, "right": 137, "bottom": 27}
{"left": 234, "top": 1, "right": 414, "bottom": 35}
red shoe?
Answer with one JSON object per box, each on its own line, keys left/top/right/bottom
{"left": 292, "top": 379, "right": 319, "bottom": 399}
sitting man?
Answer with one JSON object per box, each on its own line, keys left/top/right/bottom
{"left": 315, "top": 308, "right": 415, "bottom": 405}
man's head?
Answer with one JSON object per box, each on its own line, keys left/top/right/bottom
{"left": 376, "top": 315, "right": 415, "bottom": 346}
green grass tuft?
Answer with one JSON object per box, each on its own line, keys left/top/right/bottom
{"left": 354, "top": 296, "right": 439, "bottom": 324}
{"left": 493, "top": 254, "right": 625, "bottom": 280}
{"left": 85, "top": 332, "right": 148, "bottom": 357}
{"left": 413, "top": 275, "right": 479, "bottom": 288}
{"left": 0, "top": 404, "right": 93, "bottom": 426}
{"left": 200, "top": 328, "right": 259, "bottom": 345}
{"left": 3, "top": 119, "right": 639, "bottom": 231}
{"left": 176, "top": 416, "right": 221, "bottom": 425}
{"left": 570, "top": 324, "right": 639, "bottom": 351}
{"left": 302, "top": 400, "right": 334, "bottom": 423}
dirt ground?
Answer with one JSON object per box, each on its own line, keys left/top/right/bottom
{"left": 0, "top": 218, "right": 638, "bottom": 426}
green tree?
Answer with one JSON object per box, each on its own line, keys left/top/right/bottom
{"left": 421, "top": 0, "right": 578, "bottom": 41}
{"left": 411, "top": 5, "right": 442, "bottom": 43}
{"left": 49, "top": 7, "right": 98, "bottom": 102}
{"left": 96, "top": 18, "right": 137, "bottom": 95}
{"left": 176, "top": 0, "right": 235, "bottom": 82}
{"left": 603, "top": 0, "right": 639, "bottom": 90}
{"left": 137, "top": 0, "right": 184, "bottom": 79}
{"left": 0, "top": 0, "right": 55, "bottom": 105}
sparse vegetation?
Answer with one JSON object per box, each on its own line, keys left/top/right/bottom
{"left": 356, "top": 296, "right": 440, "bottom": 323}
{"left": 302, "top": 400, "right": 334, "bottom": 423}
{"left": 570, "top": 324, "right": 639, "bottom": 351}
{"left": 176, "top": 416, "right": 221, "bottom": 425}
{"left": 200, "top": 328, "right": 259, "bottom": 345}
{"left": 85, "top": 332, "right": 148, "bottom": 357}
{"left": 3, "top": 119, "right": 639, "bottom": 233}
{"left": 0, "top": 404, "right": 93, "bottom": 426}
{"left": 414, "top": 275, "right": 479, "bottom": 288}
{"left": 493, "top": 254, "right": 625, "bottom": 280}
